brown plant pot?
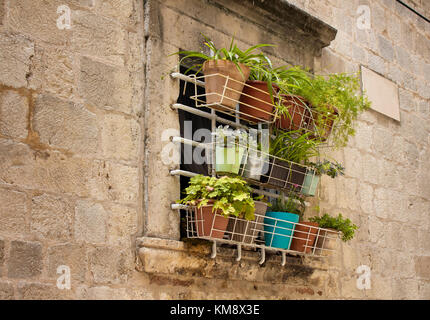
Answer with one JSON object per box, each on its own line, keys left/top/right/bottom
{"left": 228, "top": 201, "right": 268, "bottom": 244}
{"left": 290, "top": 221, "right": 319, "bottom": 253}
{"left": 194, "top": 203, "right": 229, "bottom": 239}
{"left": 202, "top": 60, "right": 250, "bottom": 112}
{"left": 260, "top": 158, "right": 291, "bottom": 189}
{"left": 276, "top": 95, "right": 312, "bottom": 131}
{"left": 314, "top": 228, "right": 339, "bottom": 256}
{"left": 307, "top": 105, "right": 339, "bottom": 141}
{"left": 288, "top": 163, "right": 307, "bottom": 190}
{"left": 238, "top": 80, "right": 275, "bottom": 123}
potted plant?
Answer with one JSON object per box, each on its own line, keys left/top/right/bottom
{"left": 274, "top": 66, "right": 314, "bottom": 131}
{"left": 301, "top": 160, "right": 345, "bottom": 196}
{"left": 177, "top": 175, "right": 255, "bottom": 239}
{"left": 172, "top": 35, "right": 273, "bottom": 112}
{"left": 263, "top": 192, "right": 304, "bottom": 250}
{"left": 291, "top": 71, "right": 371, "bottom": 146}
{"left": 213, "top": 125, "right": 248, "bottom": 175}
{"left": 309, "top": 213, "right": 358, "bottom": 255}
{"left": 261, "top": 130, "right": 320, "bottom": 190}
{"left": 238, "top": 64, "right": 282, "bottom": 123}
{"left": 239, "top": 130, "right": 269, "bottom": 182}
{"left": 229, "top": 195, "right": 269, "bottom": 244}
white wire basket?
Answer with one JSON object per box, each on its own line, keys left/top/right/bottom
{"left": 187, "top": 73, "right": 339, "bottom": 142}
{"left": 207, "top": 141, "right": 320, "bottom": 196}
{"left": 184, "top": 205, "right": 340, "bottom": 258}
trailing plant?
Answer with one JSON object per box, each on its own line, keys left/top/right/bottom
{"left": 170, "top": 34, "right": 274, "bottom": 76}
{"left": 270, "top": 129, "right": 320, "bottom": 164}
{"left": 288, "top": 70, "right": 371, "bottom": 147}
{"left": 309, "top": 213, "right": 358, "bottom": 242}
{"left": 308, "top": 160, "right": 345, "bottom": 178}
{"left": 177, "top": 175, "right": 256, "bottom": 220}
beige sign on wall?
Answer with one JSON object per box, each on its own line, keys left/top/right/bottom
{"left": 360, "top": 65, "right": 400, "bottom": 121}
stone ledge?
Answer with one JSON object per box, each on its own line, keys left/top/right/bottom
{"left": 137, "top": 236, "right": 331, "bottom": 285}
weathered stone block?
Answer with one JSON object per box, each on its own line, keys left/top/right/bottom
{"left": 0, "top": 140, "right": 138, "bottom": 203}
{"left": 95, "top": 0, "right": 138, "bottom": 27}
{"left": 30, "top": 193, "right": 74, "bottom": 241}
{"left": 79, "top": 56, "right": 133, "bottom": 114}
{"left": 378, "top": 35, "right": 395, "bottom": 61}
{"left": 9, "top": 0, "right": 72, "bottom": 45}
{"left": 17, "top": 282, "right": 73, "bottom": 300}
{"left": 0, "top": 281, "right": 14, "bottom": 300}
{"left": 0, "top": 32, "right": 34, "bottom": 88}
{"left": 101, "top": 113, "right": 140, "bottom": 161}
{"left": 47, "top": 243, "right": 87, "bottom": 282}
{"left": 8, "top": 240, "right": 43, "bottom": 279}
{"left": 88, "top": 246, "right": 132, "bottom": 284}
{"left": 0, "top": 188, "right": 27, "bottom": 235}
{"left": 28, "top": 45, "right": 75, "bottom": 99}
{"left": 74, "top": 200, "right": 107, "bottom": 244}
{"left": 72, "top": 10, "right": 126, "bottom": 65}
{"left": 75, "top": 285, "right": 131, "bottom": 300}
{"left": 0, "top": 90, "right": 29, "bottom": 139}
{"left": 33, "top": 94, "right": 99, "bottom": 154}
{"left": 106, "top": 204, "right": 138, "bottom": 246}
{"left": 415, "top": 256, "right": 430, "bottom": 279}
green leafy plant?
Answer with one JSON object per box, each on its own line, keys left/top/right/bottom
{"left": 270, "top": 129, "right": 320, "bottom": 163}
{"left": 270, "top": 191, "right": 305, "bottom": 219}
{"left": 308, "top": 160, "right": 345, "bottom": 178}
{"left": 170, "top": 34, "right": 274, "bottom": 76}
{"left": 309, "top": 213, "right": 358, "bottom": 242}
{"left": 287, "top": 70, "right": 371, "bottom": 147}
{"left": 177, "top": 175, "right": 256, "bottom": 220}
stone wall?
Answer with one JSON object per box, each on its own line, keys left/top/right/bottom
{"left": 0, "top": 0, "right": 429, "bottom": 300}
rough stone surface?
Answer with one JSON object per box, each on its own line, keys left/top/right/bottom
{"left": 74, "top": 200, "right": 107, "bottom": 244}
{"left": 8, "top": 240, "right": 43, "bottom": 279}
{"left": 0, "top": 281, "right": 15, "bottom": 300}
{"left": 0, "top": 32, "right": 34, "bottom": 88}
{"left": 33, "top": 94, "right": 98, "bottom": 154}
{"left": 0, "top": 90, "right": 29, "bottom": 139}
{"left": 30, "top": 193, "right": 74, "bottom": 241}
{"left": 0, "top": 188, "right": 27, "bottom": 235}
{"left": 0, "top": 0, "right": 429, "bottom": 300}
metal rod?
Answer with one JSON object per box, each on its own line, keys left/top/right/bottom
{"left": 171, "top": 72, "right": 205, "bottom": 87}
{"left": 236, "top": 244, "right": 242, "bottom": 262}
{"left": 211, "top": 241, "right": 217, "bottom": 259}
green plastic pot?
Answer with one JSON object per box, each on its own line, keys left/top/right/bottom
{"left": 215, "top": 145, "right": 246, "bottom": 175}
{"left": 301, "top": 171, "right": 319, "bottom": 196}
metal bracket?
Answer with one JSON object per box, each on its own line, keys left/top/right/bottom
{"left": 281, "top": 252, "right": 287, "bottom": 266}
{"left": 259, "top": 247, "right": 266, "bottom": 265}
{"left": 236, "top": 244, "right": 242, "bottom": 262}
{"left": 210, "top": 241, "right": 217, "bottom": 259}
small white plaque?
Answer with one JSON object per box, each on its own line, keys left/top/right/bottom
{"left": 361, "top": 65, "right": 400, "bottom": 121}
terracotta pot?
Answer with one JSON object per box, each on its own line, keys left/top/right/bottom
{"left": 238, "top": 80, "right": 275, "bottom": 123}
{"left": 276, "top": 95, "right": 312, "bottom": 131}
{"left": 202, "top": 60, "right": 250, "bottom": 112}
{"left": 194, "top": 203, "right": 229, "bottom": 239}
{"left": 314, "top": 228, "right": 339, "bottom": 256}
{"left": 228, "top": 201, "right": 268, "bottom": 244}
{"left": 290, "top": 221, "right": 319, "bottom": 253}
{"left": 307, "top": 105, "right": 339, "bottom": 141}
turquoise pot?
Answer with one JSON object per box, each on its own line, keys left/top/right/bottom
{"left": 215, "top": 145, "right": 246, "bottom": 174}
{"left": 264, "top": 211, "right": 300, "bottom": 250}
{"left": 301, "top": 172, "right": 319, "bottom": 196}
